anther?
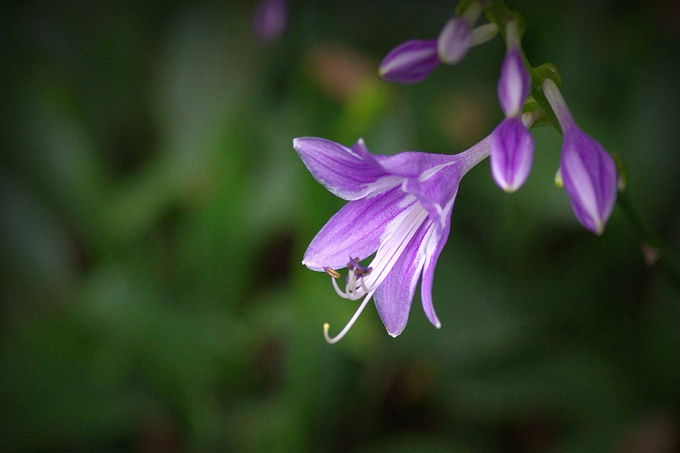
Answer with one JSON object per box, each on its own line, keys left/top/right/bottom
{"left": 324, "top": 267, "right": 341, "bottom": 279}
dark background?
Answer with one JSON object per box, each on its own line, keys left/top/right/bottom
{"left": 1, "top": 0, "right": 679, "bottom": 451}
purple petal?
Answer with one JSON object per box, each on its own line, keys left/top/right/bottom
{"left": 398, "top": 137, "right": 490, "bottom": 228}
{"left": 497, "top": 48, "right": 530, "bottom": 118}
{"left": 374, "top": 220, "right": 434, "bottom": 337}
{"left": 253, "top": 0, "right": 288, "bottom": 44}
{"left": 437, "top": 18, "right": 473, "bottom": 65}
{"left": 302, "top": 187, "right": 418, "bottom": 271}
{"left": 402, "top": 169, "right": 460, "bottom": 232}
{"left": 379, "top": 40, "right": 441, "bottom": 85}
{"left": 420, "top": 219, "right": 452, "bottom": 329}
{"left": 293, "top": 137, "right": 400, "bottom": 201}
{"left": 367, "top": 135, "right": 491, "bottom": 179}
{"left": 560, "top": 130, "right": 617, "bottom": 234}
{"left": 373, "top": 152, "right": 463, "bottom": 178}
{"left": 490, "top": 117, "right": 535, "bottom": 192}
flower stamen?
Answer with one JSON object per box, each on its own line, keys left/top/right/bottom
{"left": 323, "top": 290, "right": 376, "bottom": 344}
{"left": 324, "top": 267, "right": 341, "bottom": 279}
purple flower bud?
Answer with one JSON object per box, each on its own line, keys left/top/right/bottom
{"left": 543, "top": 79, "right": 617, "bottom": 234}
{"left": 560, "top": 130, "right": 617, "bottom": 235}
{"left": 498, "top": 48, "right": 530, "bottom": 118}
{"left": 437, "top": 18, "right": 473, "bottom": 64}
{"left": 490, "top": 117, "right": 534, "bottom": 192}
{"left": 379, "top": 40, "right": 440, "bottom": 85}
{"left": 253, "top": 0, "right": 288, "bottom": 44}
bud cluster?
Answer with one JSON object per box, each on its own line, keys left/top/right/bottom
{"left": 379, "top": 1, "right": 498, "bottom": 84}
{"left": 377, "top": 1, "right": 618, "bottom": 234}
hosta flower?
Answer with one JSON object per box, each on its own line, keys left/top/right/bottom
{"left": 543, "top": 78, "right": 617, "bottom": 234}
{"left": 293, "top": 136, "right": 490, "bottom": 342}
{"left": 490, "top": 18, "right": 534, "bottom": 192}
{"left": 253, "top": 0, "right": 288, "bottom": 44}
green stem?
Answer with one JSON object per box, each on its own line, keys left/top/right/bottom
{"left": 484, "top": 0, "right": 680, "bottom": 293}
{"left": 617, "top": 192, "right": 680, "bottom": 293}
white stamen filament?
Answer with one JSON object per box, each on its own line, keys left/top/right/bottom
{"left": 331, "top": 277, "right": 350, "bottom": 299}
{"left": 323, "top": 291, "right": 375, "bottom": 344}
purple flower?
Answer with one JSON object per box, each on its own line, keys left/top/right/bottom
{"left": 253, "top": 0, "right": 288, "bottom": 44}
{"left": 490, "top": 117, "right": 535, "bottom": 192}
{"left": 379, "top": 40, "right": 440, "bottom": 85}
{"left": 293, "top": 136, "right": 490, "bottom": 341}
{"left": 437, "top": 2, "right": 482, "bottom": 64}
{"left": 543, "top": 79, "right": 617, "bottom": 234}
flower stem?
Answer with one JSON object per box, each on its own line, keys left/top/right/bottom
{"left": 484, "top": 0, "right": 680, "bottom": 294}
{"left": 616, "top": 191, "right": 680, "bottom": 293}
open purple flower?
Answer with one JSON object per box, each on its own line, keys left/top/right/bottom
{"left": 543, "top": 79, "right": 617, "bottom": 234}
{"left": 293, "top": 136, "right": 490, "bottom": 342}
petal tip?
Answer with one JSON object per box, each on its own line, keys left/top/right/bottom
{"left": 386, "top": 325, "right": 405, "bottom": 338}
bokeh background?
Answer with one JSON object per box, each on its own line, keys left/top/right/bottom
{"left": 2, "top": 0, "right": 680, "bottom": 451}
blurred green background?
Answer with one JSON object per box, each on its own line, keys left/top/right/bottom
{"left": 1, "top": 0, "right": 679, "bottom": 451}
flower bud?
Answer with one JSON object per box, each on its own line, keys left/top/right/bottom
{"left": 498, "top": 48, "right": 530, "bottom": 118}
{"left": 437, "top": 1, "right": 482, "bottom": 65}
{"left": 253, "top": 0, "right": 288, "bottom": 44}
{"left": 379, "top": 40, "right": 440, "bottom": 85}
{"left": 543, "top": 79, "right": 617, "bottom": 234}
{"left": 560, "top": 130, "right": 617, "bottom": 235}
{"left": 490, "top": 117, "right": 534, "bottom": 192}
{"left": 437, "top": 18, "right": 473, "bottom": 64}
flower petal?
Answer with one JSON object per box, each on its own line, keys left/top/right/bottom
{"left": 302, "top": 187, "right": 418, "bottom": 271}
{"left": 420, "top": 219, "right": 450, "bottom": 329}
{"left": 293, "top": 137, "right": 400, "bottom": 200}
{"left": 402, "top": 171, "right": 459, "bottom": 232}
{"left": 374, "top": 219, "right": 435, "bottom": 337}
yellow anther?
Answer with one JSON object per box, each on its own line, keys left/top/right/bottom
{"left": 554, "top": 168, "right": 564, "bottom": 188}
{"left": 324, "top": 267, "right": 341, "bottom": 279}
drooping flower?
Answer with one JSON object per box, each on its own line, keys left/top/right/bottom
{"left": 490, "top": 18, "right": 534, "bottom": 192}
{"left": 542, "top": 78, "right": 617, "bottom": 234}
{"left": 293, "top": 136, "right": 490, "bottom": 342}
{"left": 253, "top": 0, "right": 288, "bottom": 44}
